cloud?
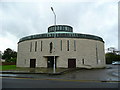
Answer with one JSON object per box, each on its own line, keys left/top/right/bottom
{"left": 0, "top": 1, "right": 118, "bottom": 52}
{"left": 0, "top": 32, "right": 18, "bottom": 52}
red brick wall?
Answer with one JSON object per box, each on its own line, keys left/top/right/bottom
{"left": 1, "top": 62, "right": 16, "bottom": 65}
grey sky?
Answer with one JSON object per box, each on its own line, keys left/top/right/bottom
{"left": 0, "top": 0, "right": 118, "bottom": 52}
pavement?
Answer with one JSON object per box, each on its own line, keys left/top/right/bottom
{"left": 0, "top": 65, "right": 120, "bottom": 82}
{"left": 1, "top": 68, "right": 73, "bottom": 75}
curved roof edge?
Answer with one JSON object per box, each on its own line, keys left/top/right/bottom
{"left": 18, "top": 33, "right": 104, "bottom": 43}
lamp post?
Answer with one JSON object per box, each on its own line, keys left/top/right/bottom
{"left": 51, "top": 7, "right": 56, "bottom": 25}
{"left": 51, "top": 7, "right": 56, "bottom": 73}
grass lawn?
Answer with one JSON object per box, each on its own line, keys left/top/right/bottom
{"left": 0, "top": 65, "right": 16, "bottom": 71}
{"left": 0, "top": 65, "right": 69, "bottom": 73}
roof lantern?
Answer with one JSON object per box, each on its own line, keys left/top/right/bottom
{"left": 48, "top": 25, "right": 73, "bottom": 33}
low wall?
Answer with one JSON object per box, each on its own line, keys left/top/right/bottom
{"left": 1, "top": 62, "right": 16, "bottom": 65}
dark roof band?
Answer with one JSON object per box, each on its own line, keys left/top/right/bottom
{"left": 19, "top": 33, "right": 104, "bottom": 43}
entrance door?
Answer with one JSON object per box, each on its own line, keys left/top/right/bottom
{"left": 30, "top": 59, "right": 36, "bottom": 68}
{"left": 47, "top": 56, "right": 56, "bottom": 68}
{"left": 68, "top": 59, "right": 76, "bottom": 68}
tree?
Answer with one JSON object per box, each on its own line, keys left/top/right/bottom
{"left": 2, "top": 48, "right": 17, "bottom": 62}
{"left": 0, "top": 51, "right": 2, "bottom": 60}
{"left": 106, "top": 47, "right": 120, "bottom": 64}
{"left": 116, "top": 54, "right": 120, "bottom": 61}
{"left": 105, "top": 52, "right": 120, "bottom": 64}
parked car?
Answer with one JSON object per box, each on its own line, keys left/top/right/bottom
{"left": 112, "top": 61, "right": 120, "bottom": 65}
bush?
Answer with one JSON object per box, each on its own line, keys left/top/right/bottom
{"left": 6, "top": 58, "right": 16, "bottom": 63}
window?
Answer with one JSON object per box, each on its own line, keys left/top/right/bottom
{"left": 50, "top": 42, "right": 53, "bottom": 53}
{"left": 82, "top": 59, "right": 84, "bottom": 64}
{"left": 30, "top": 42, "right": 32, "bottom": 52}
{"left": 24, "top": 59, "right": 26, "bottom": 64}
{"left": 35, "top": 41, "right": 37, "bottom": 52}
{"left": 96, "top": 43, "right": 98, "bottom": 64}
{"left": 67, "top": 40, "right": 69, "bottom": 51}
{"left": 63, "top": 27, "right": 65, "bottom": 31}
{"left": 60, "top": 26, "right": 62, "bottom": 30}
{"left": 41, "top": 41, "right": 42, "bottom": 51}
{"left": 65, "top": 27, "right": 67, "bottom": 31}
{"left": 74, "top": 40, "right": 76, "bottom": 51}
{"left": 57, "top": 26, "right": 59, "bottom": 30}
{"left": 54, "top": 26, "right": 56, "bottom": 31}
{"left": 60, "top": 40, "right": 62, "bottom": 51}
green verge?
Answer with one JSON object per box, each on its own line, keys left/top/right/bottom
{"left": 0, "top": 65, "right": 16, "bottom": 71}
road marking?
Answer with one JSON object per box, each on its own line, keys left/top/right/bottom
{"left": 1, "top": 76, "right": 120, "bottom": 83}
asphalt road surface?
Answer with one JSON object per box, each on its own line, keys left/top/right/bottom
{"left": 2, "top": 77, "right": 119, "bottom": 88}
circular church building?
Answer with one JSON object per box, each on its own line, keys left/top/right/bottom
{"left": 17, "top": 25, "right": 106, "bottom": 69}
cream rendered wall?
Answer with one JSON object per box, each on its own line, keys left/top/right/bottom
{"left": 95, "top": 41, "right": 106, "bottom": 67}
{"left": 17, "top": 38, "right": 106, "bottom": 68}
{"left": 76, "top": 39, "right": 96, "bottom": 67}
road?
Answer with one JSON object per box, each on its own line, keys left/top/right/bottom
{"left": 2, "top": 77, "right": 119, "bottom": 88}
